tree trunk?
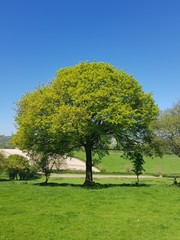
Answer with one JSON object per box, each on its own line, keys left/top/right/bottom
{"left": 136, "top": 174, "right": 139, "bottom": 185}
{"left": 84, "top": 145, "right": 94, "bottom": 186}
{"left": 44, "top": 174, "right": 49, "bottom": 185}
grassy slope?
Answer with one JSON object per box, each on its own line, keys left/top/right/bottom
{"left": 75, "top": 151, "right": 180, "bottom": 175}
{"left": 0, "top": 178, "right": 180, "bottom": 240}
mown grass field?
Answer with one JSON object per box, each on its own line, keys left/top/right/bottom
{"left": 75, "top": 151, "right": 180, "bottom": 176}
{"left": 0, "top": 177, "right": 180, "bottom": 240}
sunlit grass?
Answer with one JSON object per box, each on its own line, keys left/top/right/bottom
{"left": 0, "top": 177, "right": 180, "bottom": 240}
{"left": 75, "top": 150, "right": 180, "bottom": 176}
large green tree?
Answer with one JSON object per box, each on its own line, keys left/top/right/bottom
{"left": 13, "top": 62, "right": 159, "bottom": 185}
{"left": 154, "top": 101, "right": 180, "bottom": 157}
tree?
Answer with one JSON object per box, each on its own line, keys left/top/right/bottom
{"left": 118, "top": 125, "right": 161, "bottom": 184}
{"left": 30, "top": 152, "right": 65, "bottom": 184}
{"left": 129, "top": 151, "right": 145, "bottom": 185}
{"left": 13, "top": 62, "right": 159, "bottom": 185}
{"left": 154, "top": 101, "right": 180, "bottom": 157}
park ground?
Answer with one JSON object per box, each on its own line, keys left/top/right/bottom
{"left": 0, "top": 175, "right": 180, "bottom": 240}
{"left": 1, "top": 152, "right": 180, "bottom": 240}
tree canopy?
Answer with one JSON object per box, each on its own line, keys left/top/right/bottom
{"left": 13, "top": 62, "right": 159, "bottom": 185}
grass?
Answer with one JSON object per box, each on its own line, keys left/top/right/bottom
{"left": 0, "top": 177, "right": 180, "bottom": 240}
{"left": 74, "top": 150, "right": 180, "bottom": 176}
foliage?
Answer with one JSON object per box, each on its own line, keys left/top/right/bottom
{"left": 13, "top": 62, "right": 159, "bottom": 185}
{"left": 12, "top": 85, "right": 73, "bottom": 183}
{"left": 30, "top": 152, "right": 66, "bottom": 184}
{"left": 5, "top": 154, "right": 32, "bottom": 180}
{"left": 0, "top": 135, "right": 13, "bottom": 148}
{"left": 115, "top": 122, "right": 162, "bottom": 183}
{"left": 0, "top": 152, "right": 5, "bottom": 173}
{"left": 154, "top": 101, "right": 180, "bottom": 157}
{"left": 127, "top": 151, "right": 145, "bottom": 184}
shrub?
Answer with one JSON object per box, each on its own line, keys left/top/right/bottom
{"left": 0, "top": 152, "right": 6, "bottom": 173}
{"left": 5, "top": 154, "right": 36, "bottom": 180}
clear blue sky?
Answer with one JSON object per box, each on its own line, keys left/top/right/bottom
{"left": 0, "top": 0, "right": 180, "bottom": 136}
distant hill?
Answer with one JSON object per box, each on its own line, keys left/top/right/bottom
{"left": 0, "top": 135, "right": 13, "bottom": 149}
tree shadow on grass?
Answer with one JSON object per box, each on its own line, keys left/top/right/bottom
{"left": 34, "top": 182, "right": 151, "bottom": 189}
{"left": 0, "top": 175, "right": 40, "bottom": 182}
{"left": 0, "top": 178, "right": 10, "bottom": 182}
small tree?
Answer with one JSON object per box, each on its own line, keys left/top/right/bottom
{"left": 30, "top": 152, "right": 65, "bottom": 184}
{"left": 129, "top": 151, "right": 145, "bottom": 185}
{"left": 118, "top": 122, "right": 162, "bottom": 184}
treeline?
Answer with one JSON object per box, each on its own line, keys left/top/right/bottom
{"left": 0, "top": 135, "right": 13, "bottom": 149}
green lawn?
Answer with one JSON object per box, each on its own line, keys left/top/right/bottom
{"left": 0, "top": 177, "right": 180, "bottom": 240}
{"left": 75, "top": 151, "right": 180, "bottom": 176}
